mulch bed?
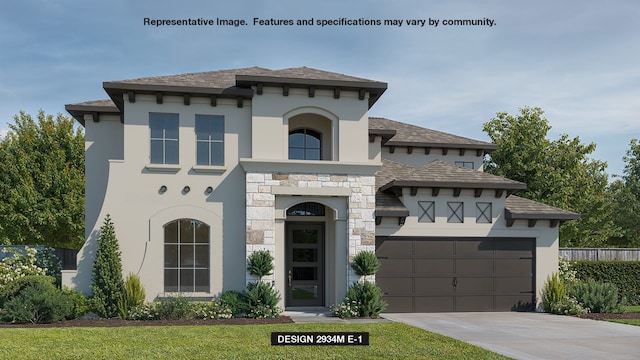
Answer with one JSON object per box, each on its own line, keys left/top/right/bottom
{"left": 579, "top": 312, "right": 640, "bottom": 321}
{"left": 0, "top": 316, "right": 294, "bottom": 328}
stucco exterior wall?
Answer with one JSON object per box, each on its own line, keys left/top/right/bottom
{"left": 381, "top": 146, "right": 485, "bottom": 170}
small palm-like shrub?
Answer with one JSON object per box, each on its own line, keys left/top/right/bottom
{"left": 541, "top": 273, "right": 567, "bottom": 313}
{"left": 570, "top": 278, "right": 623, "bottom": 313}
{"left": 247, "top": 250, "right": 275, "bottom": 279}
{"left": 351, "top": 251, "right": 381, "bottom": 276}
{"left": 117, "top": 273, "right": 146, "bottom": 319}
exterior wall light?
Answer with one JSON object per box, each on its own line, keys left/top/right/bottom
{"left": 183, "top": 186, "right": 190, "bottom": 194}
{"left": 205, "top": 186, "right": 213, "bottom": 195}
{"left": 159, "top": 185, "right": 167, "bottom": 194}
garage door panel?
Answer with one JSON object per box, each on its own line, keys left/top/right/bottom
{"left": 414, "top": 297, "right": 454, "bottom": 312}
{"left": 376, "top": 277, "right": 413, "bottom": 294}
{"left": 384, "top": 297, "right": 413, "bottom": 313}
{"left": 376, "top": 239, "right": 412, "bottom": 257}
{"left": 493, "top": 239, "right": 534, "bottom": 252}
{"left": 414, "top": 277, "right": 454, "bottom": 295}
{"left": 379, "top": 259, "right": 412, "bottom": 274}
{"left": 495, "top": 258, "right": 532, "bottom": 275}
{"left": 455, "top": 277, "right": 493, "bottom": 294}
{"left": 495, "top": 295, "right": 534, "bottom": 311}
{"left": 456, "top": 296, "right": 495, "bottom": 312}
{"left": 415, "top": 240, "right": 454, "bottom": 257}
{"left": 414, "top": 259, "right": 454, "bottom": 274}
{"left": 455, "top": 240, "right": 486, "bottom": 256}
{"left": 456, "top": 258, "right": 493, "bottom": 274}
{"left": 495, "top": 277, "right": 533, "bottom": 293}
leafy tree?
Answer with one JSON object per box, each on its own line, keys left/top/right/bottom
{"left": 91, "top": 215, "right": 125, "bottom": 318}
{"left": 607, "top": 139, "right": 640, "bottom": 247}
{"left": 483, "top": 107, "right": 620, "bottom": 247}
{"left": 0, "top": 110, "right": 84, "bottom": 249}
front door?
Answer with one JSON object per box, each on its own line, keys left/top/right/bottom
{"left": 286, "top": 223, "right": 324, "bottom": 307}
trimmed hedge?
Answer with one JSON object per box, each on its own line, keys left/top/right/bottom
{"left": 572, "top": 261, "right": 640, "bottom": 305}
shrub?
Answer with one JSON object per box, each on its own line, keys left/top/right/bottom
{"left": 0, "top": 275, "right": 57, "bottom": 309}
{"left": 2, "top": 280, "right": 71, "bottom": 323}
{"left": 247, "top": 250, "right": 274, "bottom": 279}
{"left": 154, "top": 296, "right": 194, "bottom": 320}
{"left": 351, "top": 251, "right": 381, "bottom": 276}
{"left": 128, "top": 302, "right": 158, "bottom": 321}
{"left": 548, "top": 296, "right": 589, "bottom": 316}
{"left": 0, "top": 247, "right": 47, "bottom": 289}
{"left": 35, "top": 247, "right": 62, "bottom": 286}
{"left": 219, "top": 290, "right": 247, "bottom": 317}
{"left": 243, "top": 281, "right": 281, "bottom": 319}
{"left": 330, "top": 298, "right": 361, "bottom": 318}
{"left": 541, "top": 273, "right": 567, "bottom": 313}
{"left": 61, "top": 286, "right": 89, "bottom": 320}
{"left": 558, "top": 256, "right": 577, "bottom": 284}
{"left": 193, "top": 300, "right": 233, "bottom": 320}
{"left": 117, "top": 273, "right": 146, "bottom": 319}
{"left": 570, "top": 278, "right": 623, "bottom": 313}
{"left": 91, "top": 215, "right": 125, "bottom": 318}
{"left": 573, "top": 261, "right": 640, "bottom": 305}
{"left": 344, "top": 280, "right": 387, "bottom": 318}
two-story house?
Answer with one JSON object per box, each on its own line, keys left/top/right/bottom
{"left": 64, "top": 67, "right": 578, "bottom": 312}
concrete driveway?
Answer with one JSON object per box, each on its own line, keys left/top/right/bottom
{"left": 382, "top": 312, "right": 640, "bottom": 360}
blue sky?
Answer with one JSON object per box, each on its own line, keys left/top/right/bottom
{"left": 1, "top": 0, "right": 638, "bottom": 177}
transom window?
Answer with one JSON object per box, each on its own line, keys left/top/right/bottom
{"left": 287, "top": 202, "right": 326, "bottom": 216}
{"left": 455, "top": 161, "right": 474, "bottom": 169}
{"left": 289, "top": 128, "right": 321, "bottom": 160}
{"left": 447, "top": 202, "right": 464, "bottom": 223}
{"left": 150, "top": 113, "right": 179, "bottom": 164}
{"left": 195, "top": 115, "right": 224, "bottom": 166}
{"left": 476, "top": 202, "right": 492, "bottom": 223}
{"left": 418, "top": 201, "right": 435, "bottom": 223}
{"left": 164, "top": 219, "right": 209, "bottom": 292}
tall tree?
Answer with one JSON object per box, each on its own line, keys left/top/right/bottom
{"left": 483, "top": 107, "right": 620, "bottom": 247}
{"left": 91, "top": 214, "right": 125, "bottom": 319}
{"left": 608, "top": 139, "right": 640, "bottom": 247}
{"left": 0, "top": 110, "right": 84, "bottom": 248}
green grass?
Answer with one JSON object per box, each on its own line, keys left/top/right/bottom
{"left": 621, "top": 305, "right": 640, "bottom": 313}
{"left": 0, "top": 322, "right": 509, "bottom": 359}
{"left": 609, "top": 319, "right": 640, "bottom": 326}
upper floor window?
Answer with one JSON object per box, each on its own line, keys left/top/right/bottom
{"left": 195, "top": 115, "right": 224, "bottom": 166}
{"left": 150, "top": 113, "right": 179, "bottom": 164}
{"left": 289, "top": 128, "right": 321, "bottom": 160}
{"left": 455, "top": 161, "right": 474, "bottom": 169}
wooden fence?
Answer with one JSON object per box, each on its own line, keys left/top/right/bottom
{"left": 559, "top": 248, "right": 640, "bottom": 261}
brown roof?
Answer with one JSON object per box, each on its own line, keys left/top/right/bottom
{"left": 378, "top": 159, "right": 526, "bottom": 192}
{"left": 505, "top": 195, "right": 580, "bottom": 220}
{"left": 65, "top": 99, "right": 120, "bottom": 126}
{"left": 369, "top": 117, "right": 498, "bottom": 151}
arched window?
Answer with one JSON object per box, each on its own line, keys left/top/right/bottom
{"left": 289, "top": 128, "right": 321, "bottom": 160}
{"left": 164, "top": 219, "right": 209, "bottom": 292}
{"left": 287, "top": 202, "right": 326, "bottom": 216}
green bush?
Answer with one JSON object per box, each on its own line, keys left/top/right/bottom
{"left": 0, "top": 247, "right": 47, "bottom": 289}
{"left": 570, "top": 278, "right": 623, "bottom": 313}
{"left": 547, "top": 296, "right": 589, "bottom": 316}
{"left": 330, "top": 298, "right": 361, "bottom": 318}
{"left": 91, "top": 215, "right": 125, "bottom": 318}
{"left": 247, "top": 250, "right": 275, "bottom": 279}
{"left": 2, "top": 281, "right": 71, "bottom": 323}
{"left": 243, "top": 281, "right": 281, "bottom": 319}
{"left": 573, "top": 261, "right": 640, "bottom": 305}
{"left": 541, "top": 273, "right": 567, "bottom": 313}
{"left": 193, "top": 300, "right": 233, "bottom": 320}
{"left": 154, "top": 296, "right": 194, "bottom": 320}
{"left": 351, "top": 251, "right": 381, "bottom": 276}
{"left": 0, "top": 275, "right": 57, "bottom": 309}
{"left": 345, "top": 280, "right": 387, "bottom": 318}
{"left": 61, "top": 286, "right": 89, "bottom": 320}
{"left": 219, "top": 290, "right": 247, "bottom": 317}
{"left": 117, "top": 273, "right": 146, "bottom": 319}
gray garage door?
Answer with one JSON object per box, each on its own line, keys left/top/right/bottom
{"left": 376, "top": 237, "right": 535, "bottom": 312}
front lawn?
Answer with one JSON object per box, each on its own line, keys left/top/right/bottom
{"left": 0, "top": 322, "right": 509, "bottom": 359}
{"left": 610, "top": 319, "right": 640, "bottom": 326}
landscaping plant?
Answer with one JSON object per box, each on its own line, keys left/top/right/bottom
{"left": 243, "top": 281, "right": 282, "bottom": 319}
{"left": 351, "top": 250, "right": 381, "bottom": 276}
{"left": 219, "top": 290, "right": 247, "bottom": 317}
{"left": 246, "top": 250, "right": 275, "bottom": 279}
{"left": 344, "top": 280, "right": 387, "bottom": 318}
{"left": 1, "top": 276, "right": 73, "bottom": 323}
{"left": 570, "top": 278, "right": 623, "bottom": 313}
{"left": 117, "top": 273, "right": 146, "bottom": 319}
{"left": 91, "top": 215, "right": 125, "bottom": 318}
{"left": 541, "top": 273, "right": 567, "bottom": 313}
{"left": 0, "top": 246, "right": 47, "bottom": 289}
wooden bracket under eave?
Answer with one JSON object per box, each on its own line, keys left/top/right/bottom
{"left": 334, "top": 87, "right": 341, "bottom": 99}
{"left": 528, "top": 219, "right": 537, "bottom": 227}
{"left": 506, "top": 218, "right": 514, "bottom": 227}
{"left": 283, "top": 85, "right": 289, "bottom": 96}
{"left": 495, "top": 189, "right": 504, "bottom": 198}
{"left": 453, "top": 188, "right": 461, "bottom": 197}
{"left": 432, "top": 187, "right": 440, "bottom": 196}
{"left": 459, "top": 148, "right": 466, "bottom": 156}
{"left": 442, "top": 148, "right": 448, "bottom": 155}
{"left": 359, "top": 89, "right": 365, "bottom": 100}
{"left": 407, "top": 146, "right": 413, "bottom": 154}
{"left": 410, "top": 187, "right": 418, "bottom": 196}
{"left": 92, "top": 112, "right": 99, "bottom": 122}
{"left": 375, "top": 216, "right": 382, "bottom": 225}
{"left": 550, "top": 219, "right": 559, "bottom": 228}
{"left": 156, "top": 92, "right": 163, "bottom": 104}
{"left": 474, "top": 189, "right": 483, "bottom": 198}
{"left": 183, "top": 94, "right": 190, "bottom": 106}
{"left": 369, "top": 134, "right": 376, "bottom": 143}
{"left": 476, "top": 149, "right": 484, "bottom": 156}
{"left": 127, "top": 91, "right": 135, "bottom": 103}
{"left": 398, "top": 217, "right": 406, "bottom": 226}
{"left": 389, "top": 145, "right": 395, "bottom": 153}
{"left": 210, "top": 95, "right": 217, "bottom": 107}
{"left": 424, "top": 147, "right": 431, "bottom": 155}
{"left": 256, "top": 83, "right": 263, "bottom": 95}
{"left": 308, "top": 86, "right": 315, "bottom": 98}
{"left": 237, "top": 97, "right": 243, "bottom": 108}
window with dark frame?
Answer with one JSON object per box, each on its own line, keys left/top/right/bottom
{"left": 289, "top": 128, "right": 321, "bottom": 160}
{"left": 455, "top": 161, "right": 474, "bottom": 169}
{"left": 476, "top": 202, "right": 492, "bottom": 223}
{"left": 418, "top": 201, "right": 435, "bottom": 222}
{"left": 149, "top": 113, "right": 179, "bottom": 164}
{"left": 164, "top": 219, "right": 210, "bottom": 293}
{"left": 286, "top": 202, "right": 326, "bottom": 216}
{"left": 195, "top": 115, "right": 224, "bottom": 166}
{"left": 447, "top": 202, "right": 464, "bottom": 223}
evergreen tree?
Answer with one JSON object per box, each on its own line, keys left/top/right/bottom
{"left": 91, "top": 215, "right": 124, "bottom": 318}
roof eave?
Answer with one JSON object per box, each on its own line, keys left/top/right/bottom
{"left": 504, "top": 209, "right": 580, "bottom": 221}
{"left": 64, "top": 103, "right": 120, "bottom": 126}
{"left": 385, "top": 141, "right": 498, "bottom": 152}
{"left": 382, "top": 180, "right": 527, "bottom": 191}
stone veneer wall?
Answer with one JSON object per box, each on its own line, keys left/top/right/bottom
{"left": 245, "top": 172, "right": 376, "bottom": 285}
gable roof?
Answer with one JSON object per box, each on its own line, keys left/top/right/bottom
{"left": 369, "top": 117, "right": 498, "bottom": 152}
{"left": 377, "top": 159, "right": 526, "bottom": 192}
